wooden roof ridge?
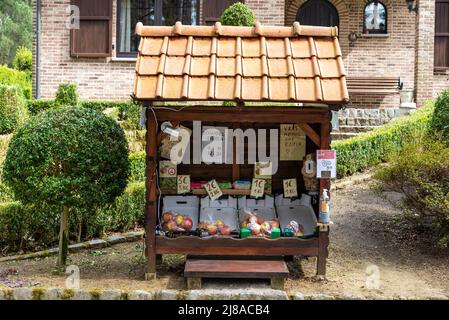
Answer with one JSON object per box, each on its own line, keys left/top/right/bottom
{"left": 135, "top": 21, "right": 339, "bottom": 38}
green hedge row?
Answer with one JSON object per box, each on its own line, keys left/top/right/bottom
{"left": 27, "top": 99, "right": 135, "bottom": 114}
{"left": 333, "top": 103, "right": 434, "bottom": 178}
{"left": 0, "top": 65, "right": 31, "bottom": 100}
{"left": 0, "top": 181, "right": 145, "bottom": 253}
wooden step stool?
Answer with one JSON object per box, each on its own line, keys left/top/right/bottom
{"left": 184, "top": 257, "right": 289, "bottom": 290}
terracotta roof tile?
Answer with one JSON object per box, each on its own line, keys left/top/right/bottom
{"left": 134, "top": 22, "right": 349, "bottom": 103}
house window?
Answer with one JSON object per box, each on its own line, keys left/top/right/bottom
{"left": 117, "top": 0, "right": 199, "bottom": 57}
{"left": 435, "top": 0, "right": 449, "bottom": 69}
{"left": 363, "top": 1, "right": 387, "bottom": 34}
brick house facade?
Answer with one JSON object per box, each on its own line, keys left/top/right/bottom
{"left": 33, "top": 0, "right": 449, "bottom": 108}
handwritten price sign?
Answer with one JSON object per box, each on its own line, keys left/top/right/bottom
{"left": 250, "top": 179, "right": 266, "bottom": 198}
{"left": 205, "top": 179, "right": 223, "bottom": 201}
{"left": 283, "top": 178, "right": 298, "bottom": 198}
{"left": 177, "top": 175, "right": 190, "bottom": 194}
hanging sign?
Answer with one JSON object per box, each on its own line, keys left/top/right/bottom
{"left": 160, "top": 125, "right": 192, "bottom": 163}
{"left": 204, "top": 179, "right": 223, "bottom": 201}
{"left": 283, "top": 178, "right": 298, "bottom": 198}
{"left": 317, "top": 150, "right": 337, "bottom": 179}
{"left": 250, "top": 178, "right": 266, "bottom": 198}
{"left": 177, "top": 175, "right": 191, "bottom": 194}
{"left": 280, "top": 124, "right": 306, "bottom": 161}
{"left": 159, "top": 161, "right": 177, "bottom": 178}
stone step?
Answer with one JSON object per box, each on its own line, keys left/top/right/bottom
{"left": 338, "top": 125, "right": 381, "bottom": 133}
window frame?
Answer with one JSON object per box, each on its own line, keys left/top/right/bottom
{"left": 363, "top": 0, "right": 388, "bottom": 35}
{"left": 435, "top": 0, "right": 449, "bottom": 70}
{"left": 116, "top": 0, "right": 200, "bottom": 58}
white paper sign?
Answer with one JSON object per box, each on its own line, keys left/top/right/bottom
{"left": 254, "top": 162, "right": 272, "bottom": 179}
{"left": 204, "top": 179, "right": 223, "bottom": 201}
{"left": 317, "top": 150, "right": 337, "bottom": 179}
{"left": 159, "top": 161, "right": 177, "bottom": 178}
{"left": 283, "top": 179, "right": 298, "bottom": 198}
{"left": 177, "top": 175, "right": 190, "bottom": 194}
{"left": 250, "top": 178, "right": 266, "bottom": 198}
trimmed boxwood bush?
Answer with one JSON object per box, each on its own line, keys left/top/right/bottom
{"left": 2, "top": 107, "right": 130, "bottom": 264}
{"left": 0, "top": 65, "right": 31, "bottom": 99}
{"left": 13, "top": 47, "right": 32, "bottom": 73}
{"left": 333, "top": 102, "right": 434, "bottom": 177}
{"left": 220, "top": 2, "right": 256, "bottom": 27}
{"left": 55, "top": 83, "right": 79, "bottom": 107}
{"left": 0, "top": 84, "right": 27, "bottom": 134}
{"left": 430, "top": 88, "right": 449, "bottom": 142}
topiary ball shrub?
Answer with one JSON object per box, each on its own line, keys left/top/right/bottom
{"left": 55, "top": 83, "right": 79, "bottom": 107}
{"left": 220, "top": 2, "right": 256, "bottom": 27}
{"left": 430, "top": 88, "right": 449, "bottom": 142}
{"left": 3, "top": 106, "right": 129, "bottom": 265}
{"left": 13, "top": 47, "right": 33, "bottom": 73}
{"left": 0, "top": 84, "right": 27, "bottom": 134}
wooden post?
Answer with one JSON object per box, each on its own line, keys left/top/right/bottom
{"left": 317, "top": 112, "right": 331, "bottom": 277}
{"left": 145, "top": 104, "right": 158, "bottom": 280}
{"left": 57, "top": 206, "right": 70, "bottom": 268}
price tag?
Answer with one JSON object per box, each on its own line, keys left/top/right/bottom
{"left": 177, "top": 175, "right": 190, "bottom": 194}
{"left": 283, "top": 179, "right": 298, "bottom": 198}
{"left": 250, "top": 178, "right": 266, "bottom": 198}
{"left": 204, "top": 179, "right": 223, "bottom": 201}
{"left": 317, "top": 150, "right": 337, "bottom": 179}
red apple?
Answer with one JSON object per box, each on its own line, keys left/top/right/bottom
{"left": 220, "top": 226, "right": 231, "bottom": 236}
{"left": 198, "top": 221, "right": 208, "bottom": 230}
{"left": 182, "top": 217, "right": 193, "bottom": 231}
{"left": 207, "top": 224, "right": 218, "bottom": 235}
{"left": 214, "top": 219, "right": 225, "bottom": 228}
{"left": 166, "top": 220, "right": 178, "bottom": 231}
{"left": 162, "top": 212, "right": 173, "bottom": 223}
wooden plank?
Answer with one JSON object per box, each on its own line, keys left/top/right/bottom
{"left": 156, "top": 236, "right": 319, "bottom": 256}
{"left": 298, "top": 123, "right": 320, "bottom": 147}
{"left": 145, "top": 105, "right": 158, "bottom": 278}
{"left": 160, "top": 188, "right": 251, "bottom": 196}
{"left": 184, "top": 259, "right": 289, "bottom": 278}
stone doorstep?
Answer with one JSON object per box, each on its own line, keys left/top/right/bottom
{"left": 0, "top": 288, "right": 447, "bottom": 300}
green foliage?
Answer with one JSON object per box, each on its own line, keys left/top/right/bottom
{"left": 118, "top": 101, "right": 142, "bottom": 130}
{"left": 92, "top": 181, "right": 145, "bottom": 235}
{"left": 129, "top": 151, "right": 146, "bottom": 182}
{"left": 0, "top": 0, "right": 33, "bottom": 66}
{"left": 374, "top": 138, "right": 449, "bottom": 248}
{"left": 55, "top": 83, "right": 79, "bottom": 107}
{"left": 333, "top": 103, "right": 434, "bottom": 177}
{"left": 0, "top": 65, "right": 31, "bottom": 99}
{"left": 220, "top": 2, "right": 256, "bottom": 27}
{"left": 13, "top": 47, "right": 32, "bottom": 72}
{"left": 0, "top": 84, "right": 27, "bottom": 134}
{"left": 430, "top": 88, "right": 449, "bottom": 142}
{"left": 26, "top": 99, "right": 56, "bottom": 115}
{"left": 3, "top": 107, "right": 130, "bottom": 211}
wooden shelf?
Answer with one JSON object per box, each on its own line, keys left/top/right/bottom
{"left": 160, "top": 189, "right": 251, "bottom": 196}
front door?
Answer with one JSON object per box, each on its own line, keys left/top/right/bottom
{"left": 296, "top": 0, "right": 339, "bottom": 28}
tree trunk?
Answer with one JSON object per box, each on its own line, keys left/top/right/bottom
{"left": 57, "top": 206, "right": 70, "bottom": 268}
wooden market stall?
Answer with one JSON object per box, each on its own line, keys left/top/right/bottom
{"left": 133, "top": 21, "right": 349, "bottom": 286}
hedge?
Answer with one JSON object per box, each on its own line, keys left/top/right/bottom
{"left": 0, "top": 84, "right": 28, "bottom": 134}
{"left": 0, "top": 182, "right": 145, "bottom": 254}
{"left": 333, "top": 102, "right": 434, "bottom": 177}
{"left": 0, "top": 65, "right": 31, "bottom": 99}
{"left": 27, "top": 99, "right": 135, "bottom": 115}
{"left": 129, "top": 151, "right": 146, "bottom": 182}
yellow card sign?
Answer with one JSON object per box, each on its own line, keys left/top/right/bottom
{"left": 204, "top": 179, "right": 223, "bottom": 201}
{"left": 250, "top": 178, "right": 266, "bottom": 198}
{"left": 280, "top": 124, "right": 306, "bottom": 161}
{"left": 177, "top": 175, "right": 190, "bottom": 194}
{"left": 283, "top": 178, "right": 298, "bottom": 198}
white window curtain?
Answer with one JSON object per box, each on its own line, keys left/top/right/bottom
{"left": 120, "top": 0, "right": 132, "bottom": 53}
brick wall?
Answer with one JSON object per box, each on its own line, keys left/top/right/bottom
{"left": 33, "top": 0, "right": 448, "bottom": 103}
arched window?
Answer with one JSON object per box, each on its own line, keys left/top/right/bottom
{"left": 363, "top": 1, "right": 387, "bottom": 34}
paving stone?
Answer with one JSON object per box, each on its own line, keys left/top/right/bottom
{"left": 44, "top": 288, "right": 63, "bottom": 300}
{"left": 100, "top": 289, "right": 122, "bottom": 300}
{"left": 107, "top": 235, "right": 127, "bottom": 245}
{"left": 72, "top": 290, "right": 91, "bottom": 300}
{"left": 154, "top": 290, "right": 180, "bottom": 300}
{"left": 13, "top": 288, "right": 32, "bottom": 300}
{"left": 304, "top": 293, "right": 335, "bottom": 300}
{"left": 291, "top": 292, "right": 305, "bottom": 300}
{"left": 88, "top": 239, "right": 108, "bottom": 249}
{"left": 129, "top": 290, "right": 153, "bottom": 300}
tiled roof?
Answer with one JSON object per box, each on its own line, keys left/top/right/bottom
{"left": 134, "top": 21, "right": 349, "bottom": 103}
